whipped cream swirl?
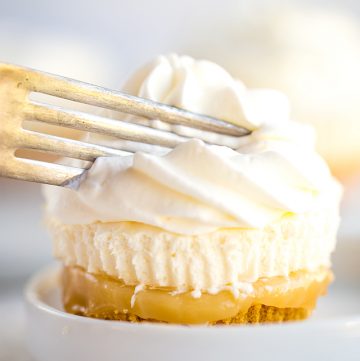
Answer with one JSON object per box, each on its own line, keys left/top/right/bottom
{"left": 44, "top": 54, "right": 340, "bottom": 235}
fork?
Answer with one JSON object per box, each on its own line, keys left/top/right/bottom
{"left": 0, "top": 63, "right": 250, "bottom": 188}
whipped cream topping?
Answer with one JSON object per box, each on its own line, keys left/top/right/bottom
{"left": 44, "top": 54, "right": 341, "bottom": 235}
{"left": 121, "top": 54, "right": 290, "bottom": 131}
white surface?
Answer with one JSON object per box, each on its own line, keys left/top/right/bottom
{"left": 0, "top": 289, "right": 31, "bottom": 361}
{"left": 25, "top": 241, "right": 360, "bottom": 361}
{"left": 0, "top": 179, "right": 51, "bottom": 279}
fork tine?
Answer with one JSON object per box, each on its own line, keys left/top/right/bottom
{"left": 20, "top": 65, "right": 251, "bottom": 136}
{"left": 1, "top": 157, "right": 85, "bottom": 187}
{"left": 25, "top": 101, "right": 188, "bottom": 148}
{"left": 18, "top": 130, "right": 130, "bottom": 161}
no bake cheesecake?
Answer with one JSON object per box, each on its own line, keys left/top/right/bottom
{"left": 44, "top": 54, "right": 342, "bottom": 324}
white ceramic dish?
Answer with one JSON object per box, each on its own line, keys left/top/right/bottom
{"left": 25, "top": 241, "right": 360, "bottom": 361}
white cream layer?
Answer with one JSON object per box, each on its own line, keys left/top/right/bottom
{"left": 44, "top": 137, "right": 340, "bottom": 235}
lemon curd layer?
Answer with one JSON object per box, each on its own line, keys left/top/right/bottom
{"left": 63, "top": 266, "right": 331, "bottom": 324}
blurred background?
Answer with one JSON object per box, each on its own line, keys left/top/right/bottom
{"left": 1, "top": 0, "right": 360, "bottom": 359}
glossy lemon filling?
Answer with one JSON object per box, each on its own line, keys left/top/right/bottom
{"left": 63, "top": 266, "right": 332, "bottom": 324}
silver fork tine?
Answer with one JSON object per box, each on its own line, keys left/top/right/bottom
{"left": 0, "top": 63, "right": 251, "bottom": 188}
{"left": 18, "top": 130, "right": 130, "bottom": 161}
{"left": 21, "top": 65, "right": 250, "bottom": 136}
{"left": 25, "top": 101, "right": 188, "bottom": 148}
{"left": 1, "top": 157, "right": 85, "bottom": 187}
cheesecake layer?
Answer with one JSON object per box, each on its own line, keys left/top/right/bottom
{"left": 51, "top": 201, "right": 338, "bottom": 294}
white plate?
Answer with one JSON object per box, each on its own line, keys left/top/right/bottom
{"left": 25, "top": 240, "right": 360, "bottom": 361}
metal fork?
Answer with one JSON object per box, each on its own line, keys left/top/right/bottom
{"left": 0, "top": 63, "right": 250, "bottom": 188}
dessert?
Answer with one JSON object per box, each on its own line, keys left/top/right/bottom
{"left": 44, "top": 54, "right": 342, "bottom": 325}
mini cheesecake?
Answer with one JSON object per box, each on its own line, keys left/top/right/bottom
{"left": 44, "top": 54, "right": 342, "bottom": 325}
